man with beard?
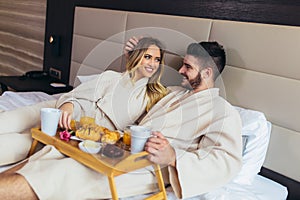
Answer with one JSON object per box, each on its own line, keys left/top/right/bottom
{"left": 136, "top": 39, "right": 243, "bottom": 198}
{"left": 0, "top": 40, "right": 242, "bottom": 200}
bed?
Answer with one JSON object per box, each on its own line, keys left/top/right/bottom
{"left": 68, "top": 9, "right": 300, "bottom": 199}
{"left": 1, "top": 5, "right": 299, "bottom": 199}
{"left": 0, "top": 84, "right": 288, "bottom": 200}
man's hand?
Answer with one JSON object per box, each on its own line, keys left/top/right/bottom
{"left": 58, "top": 102, "right": 74, "bottom": 130}
{"left": 123, "top": 36, "right": 142, "bottom": 58}
{"left": 145, "top": 131, "right": 176, "bottom": 167}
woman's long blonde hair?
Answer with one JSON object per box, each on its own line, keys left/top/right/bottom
{"left": 126, "top": 37, "right": 168, "bottom": 112}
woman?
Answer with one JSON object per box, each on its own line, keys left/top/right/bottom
{"left": 0, "top": 38, "right": 169, "bottom": 200}
{"left": 0, "top": 37, "right": 167, "bottom": 166}
{"left": 57, "top": 37, "right": 168, "bottom": 131}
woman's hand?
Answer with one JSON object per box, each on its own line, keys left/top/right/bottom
{"left": 145, "top": 131, "right": 176, "bottom": 167}
{"left": 123, "top": 36, "right": 142, "bottom": 58}
{"left": 58, "top": 102, "right": 74, "bottom": 130}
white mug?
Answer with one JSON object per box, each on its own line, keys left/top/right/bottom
{"left": 130, "top": 125, "right": 151, "bottom": 154}
{"left": 40, "top": 108, "right": 61, "bottom": 136}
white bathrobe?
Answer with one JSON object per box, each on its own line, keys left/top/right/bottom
{"left": 140, "top": 87, "right": 243, "bottom": 199}
{"left": 0, "top": 100, "right": 56, "bottom": 165}
{"left": 0, "top": 70, "right": 148, "bottom": 165}
{"left": 56, "top": 70, "right": 149, "bottom": 130}
{"left": 17, "top": 86, "right": 242, "bottom": 200}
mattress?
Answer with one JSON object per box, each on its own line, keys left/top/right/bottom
{"left": 0, "top": 91, "right": 288, "bottom": 199}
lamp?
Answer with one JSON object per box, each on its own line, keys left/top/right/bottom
{"left": 49, "top": 35, "right": 61, "bottom": 56}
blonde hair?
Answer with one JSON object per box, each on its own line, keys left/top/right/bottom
{"left": 126, "top": 37, "right": 168, "bottom": 112}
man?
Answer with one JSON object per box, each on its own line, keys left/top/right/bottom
{"left": 0, "top": 40, "right": 242, "bottom": 199}
{"left": 138, "top": 39, "right": 242, "bottom": 198}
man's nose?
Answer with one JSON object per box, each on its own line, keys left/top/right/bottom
{"left": 178, "top": 65, "right": 185, "bottom": 73}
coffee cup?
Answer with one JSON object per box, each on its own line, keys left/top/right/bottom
{"left": 130, "top": 125, "right": 151, "bottom": 154}
{"left": 40, "top": 108, "right": 61, "bottom": 136}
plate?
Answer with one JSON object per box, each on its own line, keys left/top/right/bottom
{"left": 78, "top": 140, "right": 102, "bottom": 154}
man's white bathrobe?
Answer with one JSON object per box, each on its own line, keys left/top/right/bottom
{"left": 17, "top": 86, "right": 242, "bottom": 199}
{"left": 140, "top": 87, "right": 242, "bottom": 199}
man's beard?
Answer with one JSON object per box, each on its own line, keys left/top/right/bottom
{"left": 181, "top": 72, "right": 202, "bottom": 90}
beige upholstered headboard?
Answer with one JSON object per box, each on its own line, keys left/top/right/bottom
{"left": 70, "top": 7, "right": 300, "bottom": 182}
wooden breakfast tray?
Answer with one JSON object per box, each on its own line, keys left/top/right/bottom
{"left": 28, "top": 127, "right": 167, "bottom": 200}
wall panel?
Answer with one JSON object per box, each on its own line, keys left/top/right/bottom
{"left": 0, "top": 0, "right": 46, "bottom": 76}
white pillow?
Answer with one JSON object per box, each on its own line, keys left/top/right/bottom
{"left": 232, "top": 106, "right": 271, "bottom": 185}
{"left": 77, "top": 74, "right": 100, "bottom": 83}
{"left": 72, "top": 74, "right": 101, "bottom": 87}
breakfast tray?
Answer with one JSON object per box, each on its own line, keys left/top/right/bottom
{"left": 28, "top": 127, "right": 167, "bottom": 200}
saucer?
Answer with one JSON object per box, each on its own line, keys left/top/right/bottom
{"left": 78, "top": 140, "right": 101, "bottom": 154}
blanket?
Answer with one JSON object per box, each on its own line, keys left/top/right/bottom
{"left": 16, "top": 87, "right": 242, "bottom": 199}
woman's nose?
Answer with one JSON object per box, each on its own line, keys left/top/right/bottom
{"left": 150, "top": 59, "right": 157, "bottom": 67}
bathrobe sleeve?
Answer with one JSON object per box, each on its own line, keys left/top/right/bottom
{"left": 169, "top": 102, "right": 242, "bottom": 199}
{"left": 55, "top": 71, "right": 120, "bottom": 120}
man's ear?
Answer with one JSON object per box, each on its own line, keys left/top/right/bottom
{"left": 201, "top": 67, "right": 213, "bottom": 79}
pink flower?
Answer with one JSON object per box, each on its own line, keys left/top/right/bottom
{"left": 59, "top": 130, "right": 71, "bottom": 142}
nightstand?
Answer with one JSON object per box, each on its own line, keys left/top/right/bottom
{"left": 0, "top": 75, "right": 73, "bottom": 95}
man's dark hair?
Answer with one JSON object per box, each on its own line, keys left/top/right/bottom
{"left": 186, "top": 41, "right": 226, "bottom": 80}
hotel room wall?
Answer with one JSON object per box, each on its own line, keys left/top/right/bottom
{"left": 0, "top": 0, "right": 46, "bottom": 76}
{"left": 43, "top": 0, "right": 300, "bottom": 84}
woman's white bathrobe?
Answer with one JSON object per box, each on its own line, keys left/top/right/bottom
{"left": 17, "top": 86, "right": 242, "bottom": 200}
{"left": 56, "top": 70, "right": 148, "bottom": 130}
{"left": 0, "top": 70, "right": 148, "bottom": 165}
{"left": 0, "top": 100, "right": 56, "bottom": 165}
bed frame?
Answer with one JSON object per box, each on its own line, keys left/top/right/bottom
{"left": 43, "top": 1, "right": 300, "bottom": 199}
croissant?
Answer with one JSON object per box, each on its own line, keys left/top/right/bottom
{"left": 75, "top": 124, "right": 105, "bottom": 142}
{"left": 75, "top": 124, "right": 120, "bottom": 143}
{"left": 101, "top": 129, "right": 120, "bottom": 144}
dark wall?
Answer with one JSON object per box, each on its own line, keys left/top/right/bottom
{"left": 43, "top": 0, "right": 300, "bottom": 83}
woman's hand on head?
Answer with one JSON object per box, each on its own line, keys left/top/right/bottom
{"left": 58, "top": 102, "right": 74, "bottom": 130}
{"left": 123, "top": 36, "right": 142, "bottom": 58}
{"left": 145, "top": 131, "right": 176, "bottom": 167}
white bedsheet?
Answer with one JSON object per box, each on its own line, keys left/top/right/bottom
{"left": 0, "top": 161, "right": 287, "bottom": 200}
{"left": 0, "top": 91, "right": 288, "bottom": 199}
{"left": 0, "top": 91, "right": 60, "bottom": 111}
{"left": 119, "top": 174, "right": 288, "bottom": 200}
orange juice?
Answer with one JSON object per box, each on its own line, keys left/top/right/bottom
{"left": 123, "top": 129, "right": 131, "bottom": 145}
{"left": 70, "top": 119, "right": 77, "bottom": 131}
{"left": 80, "top": 116, "right": 95, "bottom": 126}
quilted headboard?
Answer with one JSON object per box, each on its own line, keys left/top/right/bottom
{"left": 70, "top": 7, "right": 300, "bottom": 184}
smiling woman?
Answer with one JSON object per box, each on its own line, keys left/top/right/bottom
{"left": 0, "top": 37, "right": 170, "bottom": 200}
{"left": 57, "top": 37, "right": 168, "bottom": 131}
{"left": 131, "top": 45, "right": 162, "bottom": 81}
{"left": 126, "top": 37, "right": 168, "bottom": 112}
